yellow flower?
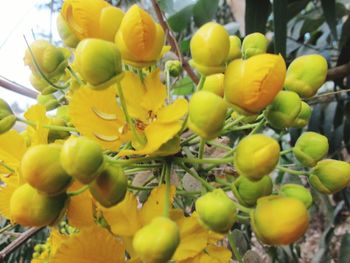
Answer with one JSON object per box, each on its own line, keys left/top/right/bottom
{"left": 61, "top": 0, "right": 124, "bottom": 41}
{"left": 119, "top": 69, "right": 188, "bottom": 156}
{"left": 115, "top": 5, "right": 169, "bottom": 67}
{"left": 24, "top": 104, "right": 50, "bottom": 146}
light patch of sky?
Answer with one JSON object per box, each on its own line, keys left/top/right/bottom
{"left": 0, "top": 0, "right": 60, "bottom": 110}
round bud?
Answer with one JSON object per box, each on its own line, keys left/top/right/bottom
{"left": 284, "top": 54, "right": 328, "bottom": 98}
{"left": 133, "top": 217, "right": 180, "bottom": 263}
{"left": 293, "top": 132, "right": 329, "bottom": 167}
{"left": 309, "top": 159, "right": 350, "bottom": 194}
{"left": 232, "top": 175, "right": 273, "bottom": 207}
{"left": 0, "top": 115, "right": 16, "bottom": 135}
{"left": 227, "top": 35, "right": 241, "bottom": 61}
{"left": 202, "top": 73, "right": 225, "bottom": 97}
{"left": 190, "top": 22, "right": 230, "bottom": 75}
{"left": 188, "top": 91, "right": 227, "bottom": 140}
{"left": 21, "top": 144, "right": 71, "bottom": 195}
{"left": 241, "top": 33, "right": 268, "bottom": 59}
{"left": 280, "top": 184, "right": 313, "bottom": 208}
{"left": 48, "top": 117, "right": 70, "bottom": 143}
{"left": 291, "top": 101, "right": 312, "bottom": 128}
{"left": 10, "top": 183, "right": 67, "bottom": 227}
{"left": 29, "top": 74, "right": 56, "bottom": 95}
{"left": 265, "top": 90, "right": 302, "bottom": 129}
{"left": 251, "top": 195, "right": 309, "bottom": 245}
{"left": 89, "top": 164, "right": 127, "bottom": 208}
{"left": 165, "top": 60, "right": 182, "bottom": 77}
{"left": 234, "top": 134, "right": 280, "bottom": 180}
{"left": 195, "top": 189, "right": 236, "bottom": 233}
{"left": 60, "top": 136, "right": 104, "bottom": 184}
{"left": 37, "top": 94, "right": 59, "bottom": 111}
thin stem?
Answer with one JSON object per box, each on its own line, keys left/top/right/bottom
{"left": 128, "top": 184, "right": 153, "bottom": 191}
{"left": 16, "top": 117, "right": 77, "bottom": 132}
{"left": 207, "top": 140, "right": 232, "bottom": 151}
{"left": 158, "top": 162, "right": 166, "bottom": 186}
{"left": 166, "top": 69, "right": 171, "bottom": 104}
{"left": 280, "top": 148, "right": 293, "bottom": 155}
{"left": 175, "top": 156, "right": 234, "bottom": 165}
{"left": 198, "top": 138, "right": 205, "bottom": 159}
{"left": 180, "top": 133, "right": 198, "bottom": 146}
{"left": 228, "top": 231, "right": 244, "bottom": 263}
{"left": 196, "top": 75, "right": 206, "bottom": 92}
{"left": 233, "top": 201, "right": 253, "bottom": 214}
{"left": 67, "top": 65, "right": 83, "bottom": 86}
{"left": 249, "top": 119, "right": 266, "bottom": 135}
{"left": 106, "top": 155, "right": 160, "bottom": 165}
{"left": 277, "top": 165, "right": 309, "bottom": 176}
{"left": 223, "top": 115, "right": 245, "bottom": 130}
{"left": 0, "top": 224, "right": 16, "bottom": 235}
{"left": 67, "top": 185, "right": 89, "bottom": 197}
{"left": 163, "top": 162, "right": 171, "bottom": 218}
{"left": 221, "top": 122, "right": 260, "bottom": 134}
{"left": 204, "top": 148, "right": 236, "bottom": 171}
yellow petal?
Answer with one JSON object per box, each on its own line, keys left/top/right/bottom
{"left": 157, "top": 98, "right": 188, "bottom": 123}
{"left": 69, "top": 86, "right": 130, "bottom": 150}
{"left": 205, "top": 245, "right": 232, "bottom": 262}
{"left": 120, "top": 71, "right": 148, "bottom": 122}
{"left": 24, "top": 104, "right": 49, "bottom": 145}
{"left": 172, "top": 213, "right": 209, "bottom": 261}
{"left": 0, "top": 176, "right": 18, "bottom": 220}
{"left": 99, "top": 6, "right": 124, "bottom": 42}
{"left": 50, "top": 225, "right": 126, "bottom": 263}
{"left": 141, "top": 69, "right": 166, "bottom": 114}
{"left": 49, "top": 228, "right": 69, "bottom": 256}
{"left": 101, "top": 192, "right": 142, "bottom": 237}
{"left": 140, "top": 184, "right": 176, "bottom": 226}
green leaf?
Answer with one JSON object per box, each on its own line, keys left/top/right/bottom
{"left": 339, "top": 233, "right": 350, "bottom": 263}
{"left": 320, "top": 0, "right": 338, "bottom": 40}
{"left": 172, "top": 76, "right": 195, "bottom": 95}
{"left": 158, "top": 0, "right": 175, "bottom": 14}
{"left": 287, "top": 0, "right": 310, "bottom": 21}
{"left": 193, "top": 0, "right": 219, "bottom": 26}
{"left": 273, "top": 0, "right": 288, "bottom": 58}
{"left": 299, "top": 17, "right": 325, "bottom": 37}
{"left": 168, "top": 4, "right": 194, "bottom": 32}
{"left": 245, "top": 0, "right": 271, "bottom": 34}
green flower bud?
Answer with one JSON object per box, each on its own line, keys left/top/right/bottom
{"left": 60, "top": 136, "right": 104, "bottom": 184}
{"left": 0, "top": 99, "right": 16, "bottom": 134}
{"left": 293, "top": 132, "right": 328, "bottom": 167}
{"left": 0, "top": 98, "right": 14, "bottom": 118}
{"left": 29, "top": 74, "right": 56, "bottom": 95}
{"left": 227, "top": 35, "right": 241, "bottom": 61}
{"left": 89, "top": 164, "right": 127, "bottom": 208}
{"left": 195, "top": 189, "right": 236, "bottom": 233}
{"left": 74, "top": 38, "right": 123, "bottom": 89}
{"left": 24, "top": 40, "right": 70, "bottom": 79}
{"left": 202, "top": 73, "right": 224, "bottom": 97}
{"left": 309, "top": 159, "right": 350, "bottom": 194}
{"left": 234, "top": 134, "right": 280, "bottom": 181}
{"left": 10, "top": 183, "right": 67, "bottom": 227}
{"left": 291, "top": 101, "right": 312, "bottom": 128}
{"left": 241, "top": 33, "right": 268, "bottom": 59}
{"left": 280, "top": 184, "right": 313, "bottom": 208}
{"left": 133, "top": 217, "right": 180, "bottom": 263}
{"left": 188, "top": 91, "right": 227, "bottom": 140}
{"left": 21, "top": 144, "right": 72, "bottom": 195}
{"left": 232, "top": 175, "right": 273, "bottom": 207}
{"left": 265, "top": 90, "right": 302, "bottom": 129}
{"left": 48, "top": 117, "right": 70, "bottom": 143}
{"left": 285, "top": 54, "right": 328, "bottom": 98}
{"left": 251, "top": 195, "right": 309, "bottom": 245}
{"left": 37, "top": 94, "right": 59, "bottom": 111}
{"left": 165, "top": 60, "right": 182, "bottom": 77}
{"left": 56, "top": 13, "right": 80, "bottom": 48}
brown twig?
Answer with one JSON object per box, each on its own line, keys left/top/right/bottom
{"left": 0, "top": 227, "right": 44, "bottom": 262}
{"left": 326, "top": 63, "right": 350, "bottom": 81}
{"left": 0, "top": 76, "right": 37, "bottom": 99}
{"left": 150, "top": 0, "right": 199, "bottom": 84}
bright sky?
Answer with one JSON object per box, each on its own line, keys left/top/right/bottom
{"left": 0, "top": 0, "right": 59, "bottom": 109}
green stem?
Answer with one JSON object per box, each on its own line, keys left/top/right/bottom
{"left": 228, "top": 232, "right": 244, "bottom": 263}
{"left": 180, "top": 133, "right": 198, "bottom": 146}
{"left": 0, "top": 161, "right": 15, "bottom": 173}
{"left": 280, "top": 148, "right": 293, "bottom": 155}
{"left": 67, "top": 185, "right": 89, "bottom": 197}
{"left": 166, "top": 69, "right": 171, "bottom": 104}
{"left": 0, "top": 224, "right": 16, "bottom": 234}
{"left": 105, "top": 155, "right": 160, "bottom": 165}
{"left": 16, "top": 117, "right": 77, "bottom": 132}
{"left": 221, "top": 122, "right": 260, "bottom": 134}
{"left": 163, "top": 162, "right": 171, "bottom": 218}
{"left": 223, "top": 115, "right": 245, "bottom": 130}
{"left": 158, "top": 162, "right": 166, "bottom": 186}
{"left": 277, "top": 165, "right": 309, "bottom": 176}
{"left": 198, "top": 138, "right": 206, "bottom": 169}
{"left": 204, "top": 148, "right": 236, "bottom": 171}
{"left": 176, "top": 189, "right": 201, "bottom": 196}
{"left": 196, "top": 75, "right": 206, "bottom": 92}
{"left": 207, "top": 140, "right": 232, "bottom": 151}
{"left": 127, "top": 163, "right": 162, "bottom": 169}
{"left": 249, "top": 119, "right": 266, "bottom": 135}
{"left": 233, "top": 201, "right": 253, "bottom": 214}
{"left": 175, "top": 156, "right": 234, "bottom": 165}
{"left": 67, "top": 66, "right": 83, "bottom": 86}
{"left": 128, "top": 184, "right": 153, "bottom": 191}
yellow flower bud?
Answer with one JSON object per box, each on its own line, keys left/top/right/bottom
{"left": 10, "top": 184, "right": 67, "bottom": 227}
{"left": 227, "top": 35, "right": 241, "bottom": 61}
{"left": 291, "top": 101, "right": 312, "bottom": 128}
{"left": 265, "top": 90, "right": 302, "bottom": 129}
{"left": 309, "top": 159, "right": 350, "bottom": 194}
{"left": 0, "top": 99, "right": 16, "bottom": 134}
{"left": 234, "top": 134, "right": 280, "bottom": 181}
{"left": 202, "top": 73, "right": 225, "bottom": 97}
{"left": 165, "top": 60, "right": 183, "bottom": 77}
{"left": 190, "top": 22, "right": 230, "bottom": 75}
{"left": 21, "top": 144, "right": 72, "bottom": 195}
{"left": 231, "top": 175, "right": 273, "bottom": 207}
{"left": 241, "top": 33, "right": 268, "bottom": 59}
{"left": 30, "top": 74, "right": 56, "bottom": 95}
{"left": 280, "top": 184, "right": 313, "bottom": 208}
{"left": 48, "top": 117, "right": 70, "bottom": 143}
{"left": 60, "top": 136, "right": 104, "bottom": 184}
{"left": 115, "top": 5, "right": 165, "bottom": 67}
{"left": 188, "top": 91, "right": 228, "bottom": 140}
{"left": 37, "top": 94, "right": 59, "bottom": 111}
{"left": 195, "top": 189, "right": 236, "bottom": 233}
{"left": 61, "top": 0, "right": 124, "bottom": 41}
{"left": 89, "top": 164, "right": 127, "bottom": 208}
{"left": 74, "top": 38, "right": 123, "bottom": 89}
{"left": 285, "top": 54, "right": 328, "bottom": 98}
{"left": 293, "top": 132, "right": 329, "bottom": 167}
{"left": 56, "top": 13, "right": 79, "bottom": 48}
{"left": 133, "top": 217, "right": 180, "bottom": 263}
{"left": 251, "top": 195, "right": 309, "bottom": 245}
{"left": 224, "top": 54, "right": 286, "bottom": 115}
{"left": 56, "top": 105, "right": 71, "bottom": 124}
{"left": 24, "top": 40, "right": 70, "bottom": 79}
